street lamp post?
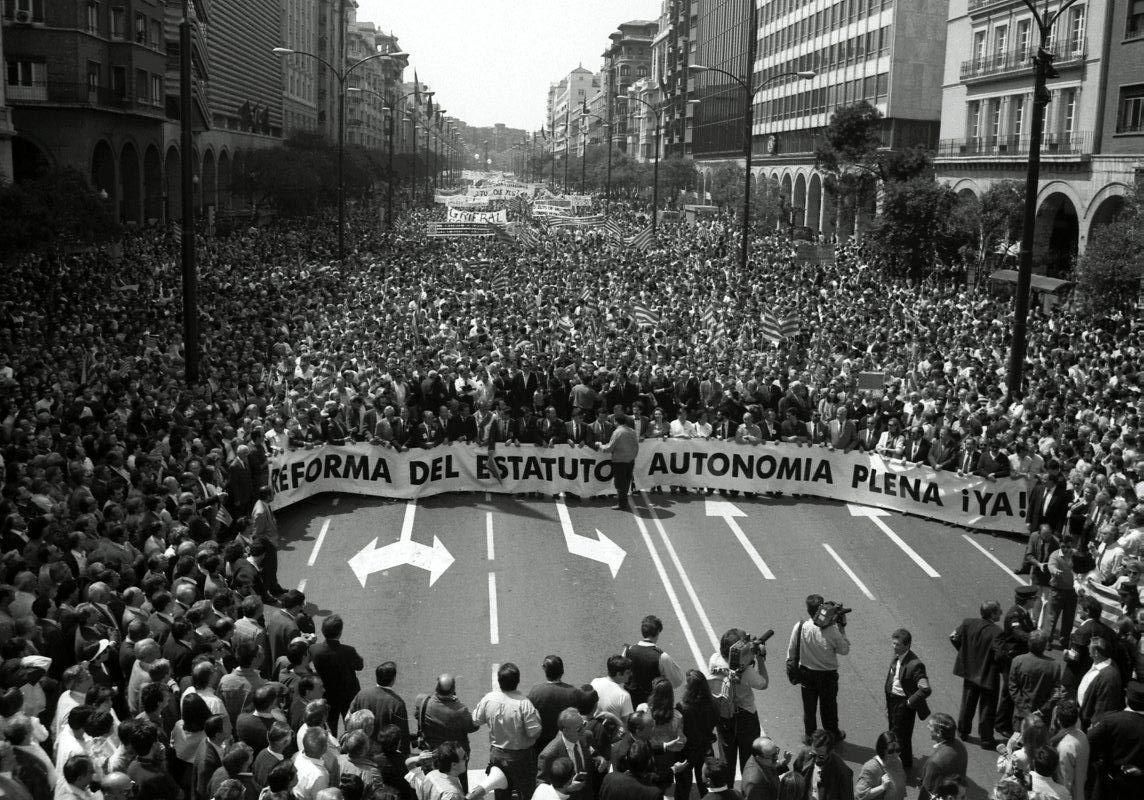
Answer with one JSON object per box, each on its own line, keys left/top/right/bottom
{"left": 688, "top": 54, "right": 813, "bottom": 271}
{"left": 348, "top": 86, "right": 417, "bottom": 229}
{"left": 179, "top": 0, "right": 197, "bottom": 384}
{"left": 272, "top": 44, "right": 406, "bottom": 261}
{"left": 579, "top": 107, "right": 610, "bottom": 196}
{"left": 1006, "top": 0, "right": 1081, "bottom": 401}
{"left": 624, "top": 93, "right": 665, "bottom": 234}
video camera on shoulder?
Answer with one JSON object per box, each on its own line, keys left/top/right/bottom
{"left": 813, "top": 601, "right": 852, "bottom": 629}
{"left": 727, "top": 629, "right": 774, "bottom": 671}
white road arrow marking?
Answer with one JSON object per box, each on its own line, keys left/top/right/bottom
{"left": 554, "top": 497, "right": 626, "bottom": 577}
{"left": 704, "top": 499, "right": 775, "bottom": 580}
{"left": 348, "top": 500, "right": 455, "bottom": 587}
{"left": 847, "top": 503, "right": 940, "bottom": 577}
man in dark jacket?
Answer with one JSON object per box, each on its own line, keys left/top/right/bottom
{"left": 994, "top": 585, "right": 1038, "bottom": 737}
{"left": 1086, "top": 680, "right": 1144, "bottom": 799}
{"left": 885, "top": 628, "right": 932, "bottom": 772}
{"left": 309, "top": 614, "right": 363, "bottom": 731}
{"left": 791, "top": 729, "right": 852, "bottom": 800}
{"left": 349, "top": 661, "right": 410, "bottom": 752}
{"left": 950, "top": 600, "right": 1001, "bottom": 747}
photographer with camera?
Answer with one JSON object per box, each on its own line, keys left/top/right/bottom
{"left": 786, "top": 595, "right": 851, "bottom": 743}
{"left": 708, "top": 628, "right": 771, "bottom": 774}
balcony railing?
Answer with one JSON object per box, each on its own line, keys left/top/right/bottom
{"left": 960, "top": 40, "right": 1085, "bottom": 82}
{"left": 935, "top": 131, "right": 1091, "bottom": 158}
{"left": 967, "top": 0, "right": 1023, "bottom": 15}
{"left": 5, "top": 81, "right": 165, "bottom": 115}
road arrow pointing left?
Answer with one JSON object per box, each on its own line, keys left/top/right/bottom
{"left": 554, "top": 497, "right": 626, "bottom": 577}
{"left": 704, "top": 499, "right": 775, "bottom": 579}
{"left": 348, "top": 501, "right": 455, "bottom": 587}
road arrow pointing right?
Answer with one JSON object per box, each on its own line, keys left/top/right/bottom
{"left": 554, "top": 497, "right": 626, "bottom": 577}
{"left": 704, "top": 499, "right": 775, "bottom": 579}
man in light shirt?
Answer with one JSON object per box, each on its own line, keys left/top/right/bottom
{"left": 1052, "top": 698, "right": 1088, "bottom": 800}
{"left": 589, "top": 655, "right": 634, "bottom": 722}
{"left": 293, "top": 726, "right": 332, "bottom": 800}
{"left": 787, "top": 595, "right": 851, "bottom": 743}
{"left": 1078, "top": 637, "right": 1123, "bottom": 729}
{"left": 709, "top": 628, "right": 770, "bottom": 774}
{"left": 473, "top": 663, "right": 542, "bottom": 800}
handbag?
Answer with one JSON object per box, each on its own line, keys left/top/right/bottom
{"left": 785, "top": 621, "right": 804, "bottom": 685}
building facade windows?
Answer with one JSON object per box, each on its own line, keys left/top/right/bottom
{"left": 1067, "top": 5, "right": 1086, "bottom": 52}
{"left": 87, "top": 2, "right": 99, "bottom": 34}
{"left": 1011, "top": 94, "right": 1024, "bottom": 136}
{"left": 1128, "top": 0, "right": 1144, "bottom": 37}
{"left": 1117, "top": 85, "right": 1144, "bottom": 132}
{"left": 1016, "top": 19, "right": 1031, "bottom": 60}
{"left": 110, "top": 7, "right": 125, "bottom": 38}
{"left": 1060, "top": 87, "right": 1077, "bottom": 138}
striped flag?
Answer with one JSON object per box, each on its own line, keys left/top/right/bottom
{"left": 491, "top": 269, "right": 512, "bottom": 296}
{"left": 760, "top": 311, "right": 783, "bottom": 344}
{"left": 702, "top": 306, "right": 718, "bottom": 330}
{"left": 515, "top": 225, "right": 540, "bottom": 249}
{"left": 626, "top": 225, "right": 655, "bottom": 251}
{"left": 780, "top": 315, "right": 800, "bottom": 339}
{"left": 489, "top": 224, "right": 515, "bottom": 243}
{"left": 557, "top": 315, "right": 574, "bottom": 333}
{"left": 579, "top": 286, "right": 592, "bottom": 304}
{"left": 630, "top": 301, "right": 660, "bottom": 328}
{"left": 603, "top": 218, "right": 625, "bottom": 242}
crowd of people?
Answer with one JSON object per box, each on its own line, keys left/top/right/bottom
{"left": 0, "top": 191, "right": 1142, "bottom": 800}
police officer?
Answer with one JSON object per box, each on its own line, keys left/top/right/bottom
{"left": 993, "top": 585, "right": 1038, "bottom": 738}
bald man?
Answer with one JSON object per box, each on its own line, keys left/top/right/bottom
{"left": 413, "top": 674, "right": 480, "bottom": 766}
{"left": 741, "top": 736, "right": 788, "bottom": 800}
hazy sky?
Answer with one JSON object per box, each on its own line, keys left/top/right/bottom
{"left": 354, "top": 0, "right": 661, "bottom": 130}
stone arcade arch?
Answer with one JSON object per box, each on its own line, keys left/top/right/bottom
{"left": 143, "top": 145, "right": 163, "bottom": 224}
{"left": 793, "top": 173, "right": 807, "bottom": 228}
{"left": 807, "top": 173, "right": 823, "bottom": 235}
{"left": 217, "top": 150, "right": 232, "bottom": 210}
{"left": 1033, "top": 192, "right": 1079, "bottom": 277}
{"left": 91, "top": 140, "right": 117, "bottom": 212}
{"left": 165, "top": 145, "right": 182, "bottom": 220}
{"left": 201, "top": 149, "right": 216, "bottom": 213}
{"left": 119, "top": 142, "right": 141, "bottom": 225}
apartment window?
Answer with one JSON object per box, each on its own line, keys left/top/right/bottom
{"left": 112, "top": 65, "right": 126, "bottom": 98}
{"left": 1130, "top": 0, "right": 1144, "bottom": 37}
{"left": 973, "top": 30, "right": 987, "bottom": 70}
{"left": 87, "top": 61, "right": 99, "bottom": 93}
{"left": 151, "top": 73, "right": 162, "bottom": 106}
{"left": 1067, "top": 5, "right": 1086, "bottom": 51}
{"left": 110, "top": 7, "right": 125, "bottom": 38}
{"left": 1016, "top": 20, "right": 1031, "bottom": 60}
{"left": 87, "top": 2, "right": 99, "bottom": 33}
{"left": 988, "top": 99, "right": 1002, "bottom": 141}
{"left": 967, "top": 100, "right": 982, "bottom": 140}
{"left": 6, "top": 58, "right": 44, "bottom": 86}
{"left": 134, "top": 12, "right": 146, "bottom": 43}
{"left": 1012, "top": 94, "right": 1025, "bottom": 136}
{"left": 1057, "top": 88, "right": 1075, "bottom": 139}
{"left": 151, "top": 19, "right": 162, "bottom": 47}
{"left": 1117, "top": 85, "right": 1144, "bottom": 131}
{"left": 993, "top": 25, "right": 1008, "bottom": 65}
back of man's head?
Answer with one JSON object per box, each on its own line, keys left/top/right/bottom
{"left": 1027, "top": 630, "right": 1048, "bottom": 656}
{"left": 548, "top": 756, "right": 575, "bottom": 789}
{"left": 542, "top": 655, "right": 564, "bottom": 681}
{"left": 497, "top": 662, "right": 521, "bottom": 691}
{"left": 375, "top": 661, "right": 397, "bottom": 687}
{"left": 1032, "top": 746, "right": 1059, "bottom": 778}
{"left": 302, "top": 726, "right": 328, "bottom": 758}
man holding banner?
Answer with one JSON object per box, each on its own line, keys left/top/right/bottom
{"left": 598, "top": 414, "right": 638, "bottom": 511}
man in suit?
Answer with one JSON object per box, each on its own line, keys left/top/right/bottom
{"left": 345, "top": 396, "right": 378, "bottom": 442}
{"left": 1008, "top": 630, "right": 1061, "bottom": 731}
{"left": 996, "top": 585, "right": 1039, "bottom": 736}
{"left": 539, "top": 407, "right": 569, "bottom": 447}
{"left": 1027, "top": 466, "right": 1070, "bottom": 534}
{"left": 1064, "top": 595, "right": 1115, "bottom": 690}
{"left": 536, "top": 708, "right": 593, "bottom": 800}
{"left": 588, "top": 411, "right": 615, "bottom": 450}
{"left": 565, "top": 408, "right": 591, "bottom": 446}
{"left": 741, "top": 736, "right": 786, "bottom": 800}
{"left": 1079, "top": 636, "right": 1124, "bottom": 729}
{"left": 955, "top": 437, "right": 982, "bottom": 476}
{"left": 974, "top": 440, "right": 1012, "bottom": 480}
{"left": 791, "top": 729, "right": 853, "bottom": 800}
{"left": 885, "top": 628, "right": 932, "bottom": 772}
{"left": 528, "top": 655, "right": 581, "bottom": 752}
{"left": 225, "top": 445, "right": 255, "bottom": 519}
{"left": 827, "top": 407, "right": 859, "bottom": 452}
{"left": 414, "top": 410, "right": 445, "bottom": 449}
{"left": 445, "top": 404, "right": 479, "bottom": 444}
{"left": 928, "top": 429, "right": 960, "bottom": 471}
{"left": 1085, "top": 679, "right": 1144, "bottom": 799}
{"left": 903, "top": 426, "right": 931, "bottom": 464}
{"left": 950, "top": 600, "right": 1001, "bottom": 747}
{"left": 349, "top": 661, "right": 410, "bottom": 752}
{"left": 599, "top": 740, "right": 661, "bottom": 800}
{"left": 309, "top": 614, "right": 363, "bottom": 731}
{"left": 264, "top": 589, "right": 307, "bottom": 670}
{"left": 193, "top": 715, "right": 229, "bottom": 800}
{"left": 919, "top": 713, "right": 967, "bottom": 800}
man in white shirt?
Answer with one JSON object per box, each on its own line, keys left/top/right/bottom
{"left": 1053, "top": 698, "right": 1088, "bottom": 800}
{"left": 51, "top": 666, "right": 93, "bottom": 741}
{"left": 293, "top": 727, "right": 332, "bottom": 800}
{"left": 1029, "top": 745, "right": 1072, "bottom": 800}
{"left": 589, "top": 656, "right": 634, "bottom": 722}
{"left": 669, "top": 410, "right": 696, "bottom": 439}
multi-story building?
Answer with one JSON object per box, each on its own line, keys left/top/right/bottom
{"left": 3, "top": 0, "right": 172, "bottom": 221}
{"left": 654, "top": 0, "right": 697, "bottom": 158}
{"left": 0, "top": 6, "right": 17, "bottom": 182}
{"left": 343, "top": 20, "right": 404, "bottom": 150}
{"left": 281, "top": 0, "right": 319, "bottom": 137}
{"left": 546, "top": 65, "right": 596, "bottom": 164}
{"left": 692, "top": 0, "right": 947, "bottom": 239}
{"left": 935, "top": 0, "right": 1143, "bottom": 273}
{"left": 603, "top": 19, "right": 658, "bottom": 154}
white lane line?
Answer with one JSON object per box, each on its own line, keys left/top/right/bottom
{"left": 486, "top": 512, "right": 495, "bottom": 560}
{"left": 962, "top": 534, "right": 1028, "bottom": 585}
{"left": 640, "top": 492, "right": 720, "bottom": 652}
{"left": 491, "top": 663, "right": 500, "bottom": 690}
{"left": 822, "top": 544, "right": 876, "bottom": 600}
{"left": 488, "top": 573, "right": 500, "bottom": 645}
{"left": 867, "top": 513, "right": 941, "bottom": 578}
{"left": 307, "top": 519, "right": 330, "bottom": 567}
{"left": 297, "top": 578, "right": 308, "bottom": 592}
{"left": 630, "top": 504, "right": 707, "bottom": 670}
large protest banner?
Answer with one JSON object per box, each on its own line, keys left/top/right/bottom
{"left": 268, "top": 440, "right": 1029, "bottom": 533}
{"left": 446, "top": 207, "right": 508, "bottom": 223}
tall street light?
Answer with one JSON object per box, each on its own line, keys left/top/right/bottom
{"left": 579, "top": 105, "right": 610, "bottom": 196}
{"left": 624, "top": 92, "right": 665, "bottom": 234}
{"left": 179, "top": 0, "right": 198, "bottom": 384}
{"left": 688, "top": 58, "right": 815, "bottom": 271}
{"left": 272, "top": 44, "right": 406, "bottom": 261}
{"left": 1006, "top": 0, "right": 1082, "bottom": 401}
{"left": 347, "top": 86, "right": 409, "bottom": 230}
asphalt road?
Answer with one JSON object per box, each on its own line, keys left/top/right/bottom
{"left": 276, "top": 489, "right": 1032, "bottom": 799}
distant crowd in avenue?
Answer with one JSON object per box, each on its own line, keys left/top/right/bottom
{"left": 0, "top": 196, "right": 1142, "bottom": 800}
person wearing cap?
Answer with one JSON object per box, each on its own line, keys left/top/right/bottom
{"left": 995, "top": 574, "right": 1041, "bottom": 738}
{"left": 1085, "top": 679, "right": 1144, "bottom": 798}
